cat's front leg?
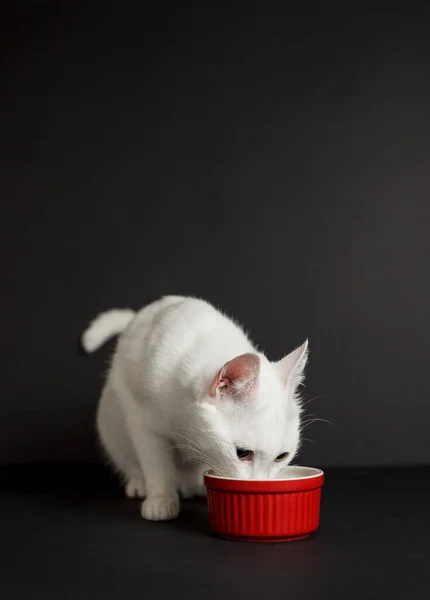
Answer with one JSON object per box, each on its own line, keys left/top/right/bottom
{"left": 130, "top": 430, "right": 180, "bottom": 521}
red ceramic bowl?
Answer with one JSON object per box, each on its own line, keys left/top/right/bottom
{"left": 204, "top": 466, "right": 324, "bottom": 542}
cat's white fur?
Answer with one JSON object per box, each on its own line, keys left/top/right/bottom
{"left": 82, "top": 296, "right": 308, "bottom": 521}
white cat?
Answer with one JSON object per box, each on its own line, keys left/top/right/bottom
{"left": 82, "top": 296, "right": 308, "bottom": 521}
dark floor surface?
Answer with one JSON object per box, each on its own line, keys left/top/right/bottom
{"left": 1, "top": 465, "right": 429, "bottom": 599}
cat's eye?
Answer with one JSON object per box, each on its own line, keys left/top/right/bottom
{"left": 275, "top": 452, "right": 289, "bottom": 462}
{"left": 236, "top": 447, "right": 254, "bottom": 461}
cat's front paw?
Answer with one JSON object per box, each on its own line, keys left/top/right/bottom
{"left": 195, "top": 484, "right": 207, "bottom": 498}
{"left": 141, "top": 494, "right": 180, "bottom": 521}
{"left": 179, "top": 482, "right": 207, "bottom": 499}
{"left": 178, "top": 482, "right": 196, "bottom": 499}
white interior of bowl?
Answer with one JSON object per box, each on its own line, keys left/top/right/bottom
{"left": 204, "top": 465, "right": 323, "bottom": 482}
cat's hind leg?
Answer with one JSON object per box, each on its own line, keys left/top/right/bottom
{"left": 96, "top": 384, "right": 146, "bottom": 498}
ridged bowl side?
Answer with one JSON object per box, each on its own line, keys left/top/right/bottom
{"left": 207, "top": 488, "right": 322, "bottom": 542}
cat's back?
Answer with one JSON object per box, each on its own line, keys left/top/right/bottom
{"left": 141, "top": 295, "right": 226, "bottom": 347}
{"left": 120, "top": 295, "right": 250, "bottom": 362}
{"left": 138, "top": 295, "right": 218, "bottom": 334}
{"left": 119, "top": 296, "right": 219, "bottom": 354}
{"left": 115, "top": 296, "right": 254, "bottom": 399}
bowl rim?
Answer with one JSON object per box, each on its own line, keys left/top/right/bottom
{"left": 204, "top": 465, "right": 324, "bottom": 483}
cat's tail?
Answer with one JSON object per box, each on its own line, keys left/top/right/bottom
{"left": 81, "top": 309, "right": 135, "bottom": 353}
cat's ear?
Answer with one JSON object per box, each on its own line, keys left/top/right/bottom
{"left": 209, "top": 353, "right": 260, "bottom": 401}
{"left": 274, "top": 340, "right": 309, "bottom": 389}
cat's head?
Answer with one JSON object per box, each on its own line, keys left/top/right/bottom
{"left": 195, "top": 341, "right": 308, "bottom": 479}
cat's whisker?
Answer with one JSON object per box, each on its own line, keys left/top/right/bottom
{"left": 173, "top": 444, "right": 211, "bottom": 462}
{"left": 300, "top": 394, "right": 325, "bottom": 408}
{"left": 171, "top": 442, "right": 227, "bottom": 477}
{"left": 300, "top": 417, "right": 335, "bottom": 431}
{"left": 174, "top": 431, "right": 226, "bottom": 458}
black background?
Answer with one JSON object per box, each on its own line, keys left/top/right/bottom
{"left": 2, "top": 1, "right": 430, "bottom": 468}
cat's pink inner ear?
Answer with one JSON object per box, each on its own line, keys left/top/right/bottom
{"left": 209, "top": 353, "right": 260, "bottom": 399}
